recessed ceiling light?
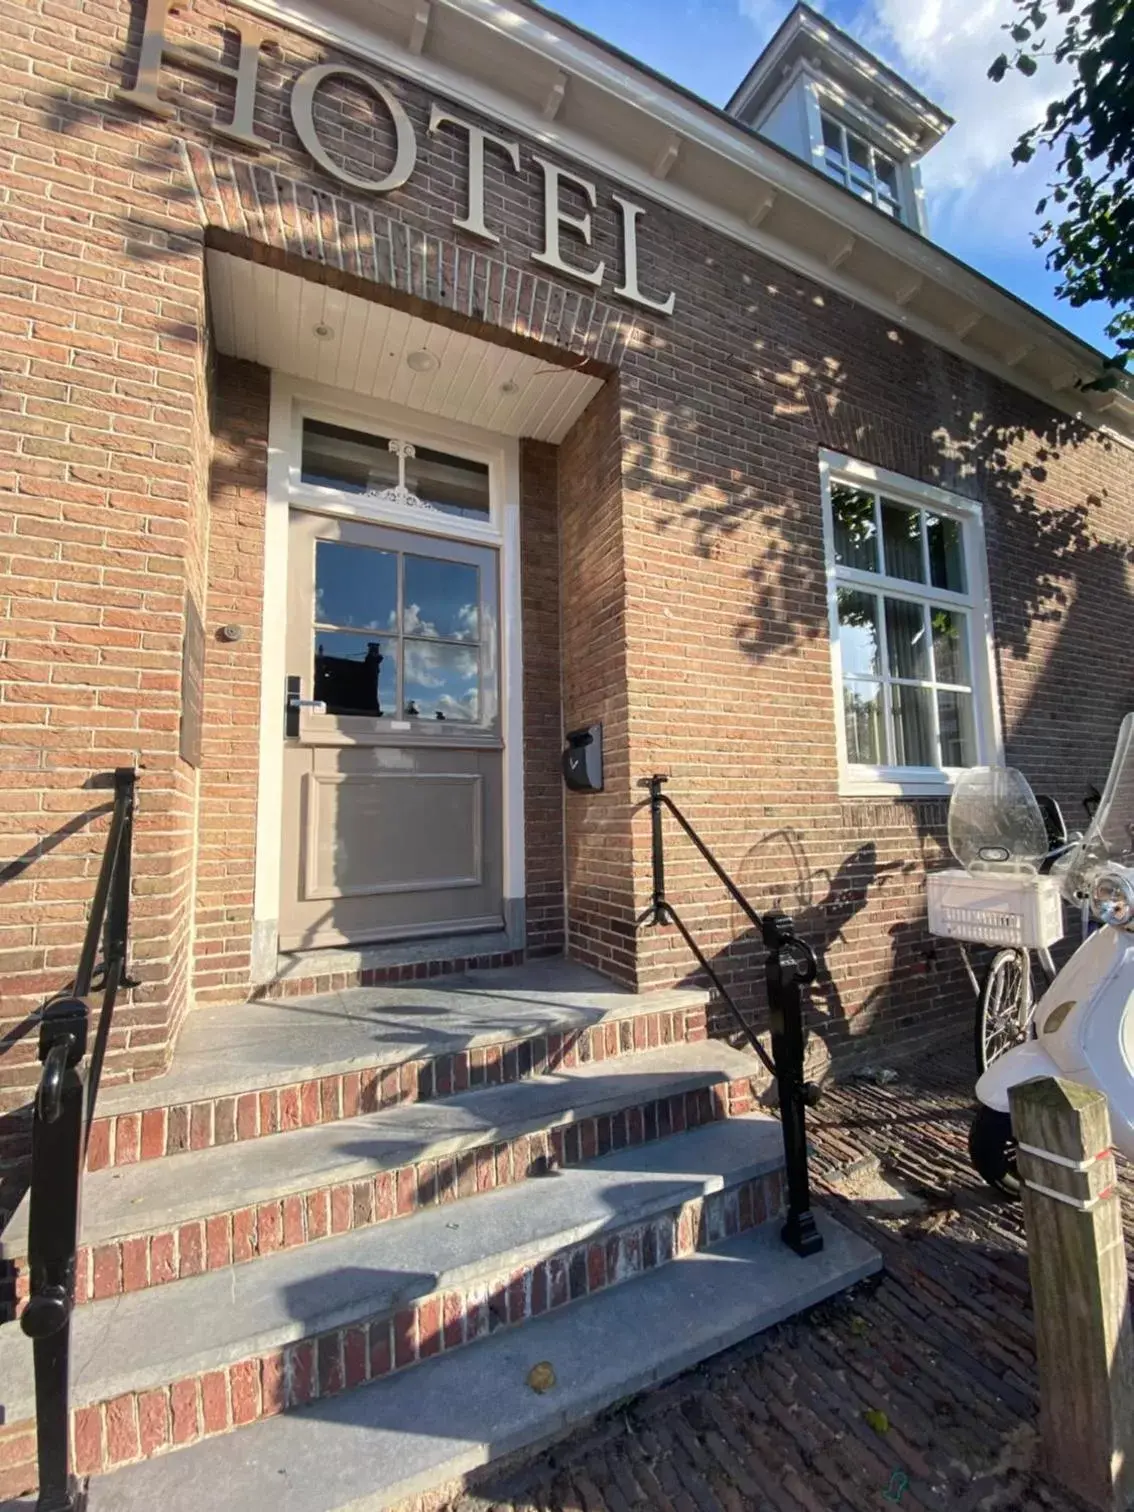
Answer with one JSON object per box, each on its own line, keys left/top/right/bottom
{"left": 406, "top": 349, "right": 439, "bottom": 373}
{"left": 313, "top": 323, "right": 334, "bottom": 341}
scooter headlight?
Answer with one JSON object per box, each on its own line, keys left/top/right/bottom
{"left": 1089, "top": 869, "right": 1134, "bottom": 928}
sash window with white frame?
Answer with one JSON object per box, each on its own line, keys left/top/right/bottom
{"left": 821, "top": 455, "right": 998, "bottom": 797}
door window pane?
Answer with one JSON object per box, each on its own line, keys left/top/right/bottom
{"left": 404, "top": 447, "right": 490, "bottom": 521}
{"left": 937, "top": 690, "right": 976, "bottom": 766}
{"left": 926, "top": 514, "right": 967, "bottom": 591}
{"left": 403, "top": 557, "right": 479, "bottom": 641}
{"left": 843, "top": 680, "right": 884, "bottom": 764}
{"left": 302, "top": 420, "right": 397, "bottom": 495}
{"left": 315, "top": 541, "right": 397, "bottom": 631}
{"left": 404, "top": 641, "right": 480, "bottom": 722}
{"left": 885, "top": 597, "right": 929, "bottom": 681}
{"left": 881, "top": 500, "right": 924, "bottom": 582}
{"left": 931, "top": 608, "right": 970, "bottom": 687}
{"left": 314, "top": 632, "right": 396, "bottom": 717}
{"left": 837, "top": 589, "right": 880, "bottom": 678}
{"left": 890, "top": 684, "right": 935, "bottom": 766}
{"left": 831, "top": 485, "right": 879, "bottom": 572}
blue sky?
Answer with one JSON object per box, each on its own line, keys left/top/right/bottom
{"left": 548, "top": 0, "right": 1112, "bottom": 354}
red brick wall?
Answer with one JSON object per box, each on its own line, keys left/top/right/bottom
{"left": 2, "top": 0, "right": 1133, "bottom": 1123}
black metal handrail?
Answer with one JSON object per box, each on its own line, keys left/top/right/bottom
{"left": 21, "top": 768, "right": 138, "bottom": 1512}
{"left": 644, "top": 775, "right": 823, "bottom": 1258}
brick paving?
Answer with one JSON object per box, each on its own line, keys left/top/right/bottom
{"left": 448, "top": 1047, "right": 1106, "bottom": 1512}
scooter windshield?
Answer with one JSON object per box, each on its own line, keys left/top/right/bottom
{"left": 1060, "top": 711, "right": 1134, "bottom": 902}
{"left": 947, "top": 766, "right": 1048, "bottom": 874}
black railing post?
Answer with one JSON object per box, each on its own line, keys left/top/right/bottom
{"left": 763, "top": 912, "right": 824, "bottom": 1257}
{"left": 22, "top": 996, "right": 89, "bottom": 1512}
{"left": 647, "top": 774, "right": 668, "bottom": 927}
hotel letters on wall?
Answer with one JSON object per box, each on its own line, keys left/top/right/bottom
{"left": 117, "top": 0, "right": 678, "bottom": 315}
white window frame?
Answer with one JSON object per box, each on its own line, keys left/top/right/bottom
{"left": 819, "top": 451, "right": 1003, "bottom": 799}
{"left": 818, "top": 109, "right": 904, "bottom": 222}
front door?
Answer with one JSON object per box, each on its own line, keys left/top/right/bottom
{"left": 280, "top": 510, "right": 504, "bottom": 951}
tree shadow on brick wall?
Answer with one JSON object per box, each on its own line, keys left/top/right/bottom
{"left": 625, "top": 325, "right": 1134, "bottom": 1070}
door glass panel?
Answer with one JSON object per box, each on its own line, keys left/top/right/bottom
{"left": 315, "top": 541, "right": 398, "bottom": 631}
{"left": 403, "top": 557, "right": 480, "bottom": 641}
{"left": 880, "top": 501, "right": 924, "bottom": 582}
{"left": 831, "top": 485, "right": 879, "bottom": 572}
{"left": 314, "top": 632, "right": 397, "bottom": 717}
{"left": 843, "top": 680, "right": 884, "bottom": 764}
{"left": 404, "top": 641, "right": 480, "bottom": 722}
{"left": 890, "top": 684, "right": 935, "bottom": 766}
{"left": 302, "top": 420, "right": 397, "bottom": 495}
{"left": 837, "top": 589, "right": 880, "bottom": 678}
{"left": 931, "top": 608, "right": 971, "bottom": 687}
{"left": 885, "top": 597, "right": 929, "bottom": 680}
{"left": 404, "top": 447, "right": 490, "bottom": 521}
{"left": 926, "top": 514, "right": 967, "bottom": 591}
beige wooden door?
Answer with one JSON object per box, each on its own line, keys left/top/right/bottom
{"left": 280, "top": 510, "right": 503, "bottom": 951}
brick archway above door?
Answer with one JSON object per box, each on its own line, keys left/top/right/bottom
{"left": 179, "top": 143, "right": 639, "bottom": 370}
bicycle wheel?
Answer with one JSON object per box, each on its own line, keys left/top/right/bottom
{"left": 976, "top": 947, "right": 1036, "bottom": 1073}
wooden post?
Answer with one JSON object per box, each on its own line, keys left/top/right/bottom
{"left": 1009, "top": 1077, "right": 1134, "bottom": 1512}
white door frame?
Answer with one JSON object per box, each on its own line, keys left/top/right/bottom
{"left": 250, "top": 373, "right": 526, "bottom": 979}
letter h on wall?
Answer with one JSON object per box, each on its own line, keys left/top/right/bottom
{"left": 116, "top": 0, "right": 269, "bottom": 149}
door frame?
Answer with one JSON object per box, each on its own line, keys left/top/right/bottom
{"left": 251, "top": 373, "right": 526, "bottom": 979}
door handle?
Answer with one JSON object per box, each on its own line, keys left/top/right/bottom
{"left": 285, "top": 676, "right": 326, "bottom": 737}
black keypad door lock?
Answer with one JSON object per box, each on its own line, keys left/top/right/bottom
{"left": 563, "top": 724, "right": 603, "bottom": 792}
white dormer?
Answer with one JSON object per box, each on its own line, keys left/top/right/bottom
{"left": 726, "top": 2, "right": 952, "bottom": 238}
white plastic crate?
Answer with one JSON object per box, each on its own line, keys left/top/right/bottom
{"left": 926, "top": 868, "right": 1064, "bottom": 949}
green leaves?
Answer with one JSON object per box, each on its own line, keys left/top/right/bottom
{"left": 1016, "top": 52, "right": 1040, "bottom": 74}
{"left": 988, "top": 53, "right": 1010, "bottom": 81}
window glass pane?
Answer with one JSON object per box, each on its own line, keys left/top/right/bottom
{"left": 831, "top": 485, "right": 879, "bottom": 572}
{"left": 843, "top": 680, "right": 884, "bottom": 765}
{"left": 403, "top": 557, "right": 479, "bottom": 642}
{"left": 404, "top": 640, "right": 480, "bottom": 722}
{"left": 302, "top": 420, "right": 397, "bottom": 495}
{"left": 822, "top": 115, "right": 843, "bottom": 153}
{"left": 404, "top": 446, "right": 490, "bottom": 521}
{"left": 875, "top": 156, "right": 899, "bottom": 196}
{"left": 890, "top": 684, "right": 935, "bottom": 766}
{"left": 926, "top": 514, "right": 967, "bottom": 591}
{"left": 931, "top": 608, "right": 971, "bottom": 687}
{"left": 837, "top": 589, "right": 880, "bottom": 678}
{"left": 880, "top": 500, "right": 925, "bottom": 582}
{"left": 937, "top": 690, "right": 976, "bottom": 767}
{"left": 884, "top": 597, "right": 930, "bottom": 680}
{"left": 847, "top": 132, "right": 871, "bottom": 173}
{"left": 314, "top": 632, "right": 396, "bottom": 718}
{"left": 314, "top": 541, "right": 397, "bottom": 631}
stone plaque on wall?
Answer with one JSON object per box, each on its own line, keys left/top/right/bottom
{"left": 179, "top": 592, "right": 205, "bottom": 768}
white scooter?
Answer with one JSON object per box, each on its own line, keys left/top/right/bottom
{"left": 963, "top": 712, "right": 1134, "bottom": 1194}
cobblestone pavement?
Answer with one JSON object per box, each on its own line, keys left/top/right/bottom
{"left": 448, "top": 1047, "right": 1110, "bottom": 1512}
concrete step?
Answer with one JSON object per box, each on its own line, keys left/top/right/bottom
{"left": 0, "top": 1117, "right": 785, "bottom": 1441}
{"left": 3, "top": 1042, "right": 762, "bottom": 1306}
{"left": 81, "top": 1213, "right": 880, "bottom": 1512}
{"left": 87, "top": 960, "right": 710, "bottom": 1171}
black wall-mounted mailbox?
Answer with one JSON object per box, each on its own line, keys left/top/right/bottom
{"left": 563, "top": 724, "right": 603, "bottom": 793}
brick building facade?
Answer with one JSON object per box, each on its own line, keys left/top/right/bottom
{"left": 3, "top": 0, "right": 1134, "bottom": 1152}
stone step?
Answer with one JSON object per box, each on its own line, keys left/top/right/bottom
{"left": 87, "top": 962, "right": 709, "bottom": 1171}
{"left": 79, "top": 1213, "right": 880, "bottom": 1512}
{"left": 0, "top": 1116, "right": 787, "bottom": 1492}
{"left": 3, "top": 1042, "right": 761, "bottom": 1307}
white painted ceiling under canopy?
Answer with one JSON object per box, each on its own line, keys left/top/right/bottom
{"left": 205, "top": 250, "right": 605, "bottom": 443}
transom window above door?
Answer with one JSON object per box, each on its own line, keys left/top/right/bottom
{"left": 301, "top": 419, "right": 491, "bottom": 523}
{"left": 311, "top": 535, "right": 495, "bottom": 727}
{"left": 821, "top": 455, "right": 998, "bottom": 797}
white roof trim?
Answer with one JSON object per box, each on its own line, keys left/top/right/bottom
{"left": 222, "top": 0, "right": 1134, "bottom": 445}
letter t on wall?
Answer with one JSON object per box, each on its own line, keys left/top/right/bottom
{"left": 428, "top": 106, "right": 521, "bottom": 243}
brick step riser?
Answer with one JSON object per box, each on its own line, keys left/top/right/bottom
{"left": 13, "top": 1073, "right": 761, "bottom": 1313}
{"left": 0, "top": 1170, "right": 785, "bottom": 1499}
{"left": 87, "top": 1005, "right": 707, "bottom": 1171}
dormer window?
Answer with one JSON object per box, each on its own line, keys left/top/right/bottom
{"left": 820, "top": 114, "right": 903, "bottom": 222}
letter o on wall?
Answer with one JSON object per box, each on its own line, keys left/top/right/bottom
{"left": 291, "top": 64, "right": 418, "bottom": 193}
